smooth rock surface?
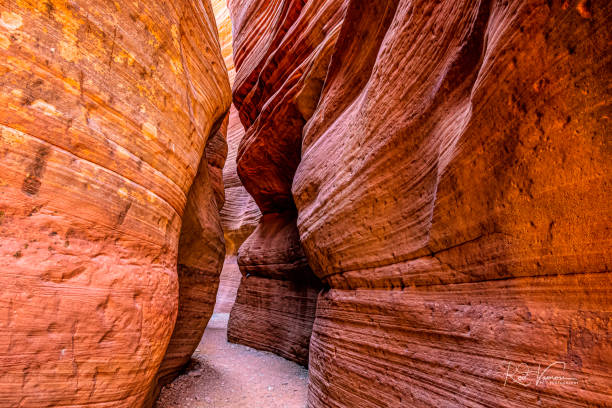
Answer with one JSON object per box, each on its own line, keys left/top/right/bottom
{"left": 0, "top": 0, "right": 230, "bottom": 405}
{"left": 228, "top": 275, "right": 320, "bottom": 367}
{"left": 151, "top": 122, "right": 229, "bottom": 402}
{"left": 225, "top": 0, "right": 326, "bottom": 365}
{"left": 228, "top": 0, "right": 612, "bottom": 406}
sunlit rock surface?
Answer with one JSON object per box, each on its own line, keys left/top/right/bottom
{"left": 150, "top": 117, "right": 229, "bottom": 403}
{"left": 229, "top": 0, "right": 611, "bottom": 406}
{"left": 213, "top": 256, "right": 242, "bottom": 314}
{"left": 0, "top": 0, "right": 230, "bottom": 405}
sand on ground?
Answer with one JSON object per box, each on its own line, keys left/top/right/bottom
{"left": 155, "top": 313, "right": 308, "bottom": 408}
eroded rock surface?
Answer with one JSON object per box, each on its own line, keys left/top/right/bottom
{"left": 214, "top": 0, "right": 262, "bottom": 339}
{"left": 0, "top": 0, "right": 230, "bottom": 405}
{"left": 151, "top": 119, "right": 229, "bottom": 402}
{"left": 220, "top": 105, "right": 261, "bottom": 256}
{"left": 229, "top": 0, "right": 611, "bottom": 406}
{"left": 224, "top": 0, "right": 330, "bottom": 364}
{"left": 229, "top": 211, "right": 321, "bottom": 365}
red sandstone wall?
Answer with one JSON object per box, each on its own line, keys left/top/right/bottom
{"left": 0, "top": 0, "right": 230, "bottom": 405}
{"left": 224, "top": 0, "right": 341, "bottom": 364}
{"left": 228, "top": 0, "right": 611, "bottom": 406}
{"left": 221, "top": 105, "right": 261, "bottom": 256}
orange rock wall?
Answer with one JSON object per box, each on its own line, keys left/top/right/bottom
{"left": 151, "top": 118, "right": 229, "bottom": 402}
{"left": 228, "top": 0, "right": 612, "bottom": 406}
{"left": 0, "top": 0, "right": 230, "bottom": 405}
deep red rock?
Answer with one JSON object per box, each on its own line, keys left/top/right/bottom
{"left": 228, "top": 274, "right": 320, "bottom": 366}
{"left": 227, "top": 210, "right": 321, "bottom": 364}
{"left": 228, "top": 0, "right": 612, "bottom": 406}
{"left": 0, "top": 0, "right": 230, "bottom": 405}
{"left": 224, "top": 0, "right": 332, "bottom": 365}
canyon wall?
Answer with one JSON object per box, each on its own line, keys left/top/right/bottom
{"left": 216, "top": 105, "right": 260, "bottom": 314}
{"left": 213, "top": 0, "right": 261, "bottom": 318}
{"left": 150, "top": 116, "right": 229, "bottom": 402}
{"left": 229, "top": 0, "right": 611, "bottom": 406}
{"left": 225, "top": 0, "right": 345, "bottom": 365}
{"left": 0, "top": 0, "right": 230, "bottom": 406}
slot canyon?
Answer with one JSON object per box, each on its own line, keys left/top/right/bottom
{"left": 0, "top": 0, "right": 610, "bottom": 407}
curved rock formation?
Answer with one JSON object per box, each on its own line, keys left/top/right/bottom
{"left": 224, "top": 0, "right": 346, "bottom": 365}
{"left": 228, "top": 211, "right": 321, "bottom": 365}
{"left": 0, "top": 0, "right": 230, "bottom": 405}
{"left": 216, "top": 106, "right": 259, "bottom": 317}
{"left": 229, "top": 0, "right": 611, "bottom": 406}
{"left": 221, "top": 105, "right": 261, "bottom": 256}
{"left": 150, "top": 116, "right": 229, "bottom": 402}
{"left": 214, "top": 0, "right": 260, "bottom": 323}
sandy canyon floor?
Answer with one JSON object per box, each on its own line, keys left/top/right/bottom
{"left": 155, "top": 313, "right": 308, "bottom": 408}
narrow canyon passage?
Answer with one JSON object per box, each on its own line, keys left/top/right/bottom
{"left": 156, "top": 260, "right": 308, "bottom": 408}
{"left": 156, "top": 313, "right": 308, "bottom": 408}
{"left": 0, "top": 0, "right": 610, "bottom": 407}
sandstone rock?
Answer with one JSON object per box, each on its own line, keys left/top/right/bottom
{"left": 213, "top": 0, "right": 236, "bottom": 85}
{"left": 224, "top": 0, "right": 330, "bottom": 364}
{"left": 228, "top": 211, "right": 321, "bottom": 365}
{"left": 220, "top": 105, "right": 261, "bottom": 256}
{"left": 0, "top": 0, "right": 230, "bottom": 405}
{"left": 228, "top": 274, "right": 320, "bottom": 366}
{"left": 214, "top": 0, "right": 261, "bottom": 326}
{"left": 295, "top": 1, "right": 612, "bottom": 406}
{"left": 238, "top": 211, "right": 313, "bottom": 282}
{"left": 213, "top": 256, "right": 243, "bottom": 314}
{"left": 151, "top": 120, "right": 229, "bottom": 402}
{"left": 231, "top": 0, "right": 345, "bottom": 213}
{"left": 228, "top": 0, "right": 611, "bottom": 406}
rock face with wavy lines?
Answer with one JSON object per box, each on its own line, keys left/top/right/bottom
{"left": 221, "top": 105, "right": 261, "bottom": 256}
{"left": 228, "top": 0, "right": 611, "bottom": 406}
{"left": 225, "top": 0, "right": 347, "bottom": 365}
{"left": 213, "top": 0, "right": 261, "bottom": 331}
{"left": 0, "top": 0, "right": 230, "bottom": 405}
{"left": 217, "top": 105, "right": 260, "bottom": 318}
{"left": 228, "top": 210, "right": 321, "bottom": 365}
{"left": 149, "top": 116, "right": 229, "bottom": 404}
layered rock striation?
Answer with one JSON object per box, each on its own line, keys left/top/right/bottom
{"left": 150, "top": 116, "right": 229, "bottom": 403}
{"left": 228, "top": 211, "right": 321, "bottom": 365}
{"left": 0, "top": 0, "right": 230, "bottom": 405}
{"left": 225, "top": 0, "right": 348, "bottom": 365}
{"left": 213, "top": 0, "right": 261, "bottom": 325}
{"left": 229, "top": 0, "right": 611, "bottom": 406}
{"left": 220, "top": 105, "right": 261, "bottom": 256}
